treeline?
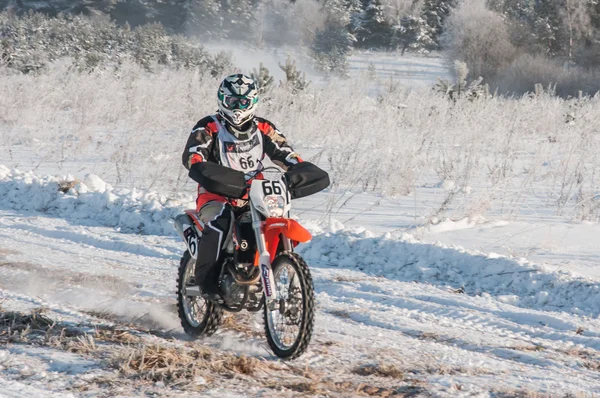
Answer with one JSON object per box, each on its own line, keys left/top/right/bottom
{"left": 0, "top": 0, "right": 455, "bottom": 52}
{"left": 444, "top": 0, "right": 600, "bottom": 96}
{"left": 3, "top": 0, "right": 600, "bottom": 60}
{"left": 0, "top": 0, "right": 456, "bottom": 74}
{"left": 0, "top": 11, "right": 232, "bottom": 75}
{"left": 2, "top": 0, "right": 600, "bottom": 95}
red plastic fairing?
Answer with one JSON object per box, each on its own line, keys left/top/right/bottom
{"left": 261, "top": 218, "right": 312, "bottom": 263}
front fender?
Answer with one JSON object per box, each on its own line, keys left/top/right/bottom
{"left": 265, "top": 218, "right": 312, "bottom": 243}
{"left": 259, "top": 218, "right": 312, "bottom": 264}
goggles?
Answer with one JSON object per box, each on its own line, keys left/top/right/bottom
{"left": 223, "top": 95, "right": 253, "bottom": 110}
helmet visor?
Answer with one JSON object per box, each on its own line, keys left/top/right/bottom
{"left": 223, "top": 95, "right": 252, "bottom": 110}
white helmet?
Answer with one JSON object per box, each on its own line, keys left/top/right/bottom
{"left": 217, "top": 74, "right": 259, "bottom": 128}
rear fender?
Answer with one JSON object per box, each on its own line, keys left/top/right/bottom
{"left": 184, "top": 210, "right": 204, "bottom": 232}
{"left": 175, "top": 210, "right": 204, "bottom": 260}
{"left": 258, "top": 218, "right": 312, "bottom": 264}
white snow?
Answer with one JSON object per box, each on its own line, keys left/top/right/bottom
{"left": 300, "top": 222, "right": 600, "bottom": 318}
{"left": 2, "top": 166, "right": 600, "bottom": 396}
{"left": 0, "top": 165, "right": 189, "bottom": 235}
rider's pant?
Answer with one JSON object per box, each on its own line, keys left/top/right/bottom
{"left": 195, "top": 200, "right": 234, "bottom": 294}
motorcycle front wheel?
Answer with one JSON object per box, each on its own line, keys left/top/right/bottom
{"left": 263, "top": 252, "right": 315, "bottom": 360}
{"left": 177, "top": 251, "right": 223, "bottom": 337}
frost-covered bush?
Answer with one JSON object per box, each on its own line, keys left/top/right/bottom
{"left": 436, "top": 60, "right": 488, "bottom": 100}
{"left": 2, "top": 60, "right": 600, "bottom": 222}
{"left": 278, "top": 57, "right": 310, "bottom": 93}
{"left": 441, "top": 0, "right": 516, "bottom": 83}
{"left": 251, "top": 63, "right": 274, "bottom": 94}
{"left": 442, "top": 1, "right": 600, "bottom": 97}
{"left": 496, "top": 54, "right": 600, "bottom": 97}
{"left": 0, "top": 11, "right": 230, "bottom": 75}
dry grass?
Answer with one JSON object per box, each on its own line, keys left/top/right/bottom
{"left": 113, "top": 344, "right": 213, "bottom": 384}
{"left": 582, "top": 360, "right": 600, "bottom": 372}
{"left": 83, "top": 308, "right": 178, "bottom": 339}
{"left": 352, "top": 363, "right": 405, "bottom": 379}
{"left": 0, "top": 307, "right": 101, "bottom": 356}
{"left": 358, "top": 385, "right": 428, "bottom": 397}
{"left": 328, "top": 309, "right": 353, "bottom": 320}
{"left": 57, "top": 178, "right": 80, "bottom": 193}
{"left": 0, "top": 261, "right": 41, "bottom": 272}
{"left": 261, "top": 358, "right": 429, "bottom": 396}
{"left": 0, "top": 307, "right": 265, "bottom": 388}
{"left": 0, "top": 248, "right": 20, "bottom": 257}
{"left": 558, "top": 347, "right": 600, "bottom": 373}
{"left": 57, "top": 333, "right": 99, "bottom": 355}
{"left": 510, "top": 344, "right": 546, "bottom": 353}
{"left": 0, "top": 306, "right": 144, "bottom": 350}
{"left": 93, "top": 328, "right": 142, "bottom": 345}
{"left": 0, "top": 307, "right": 434, "bottom": 396}
{"left": 491, "top": 389, "right": 589, "bottom": 398}
{"left": 220, "top": 313, "right": 262, "bottom": 337}
{"left": 271, "top": 378, "right": 427, "bottom": 397}
{"left": 113, "top": 343, "right": 274, "bottom": 387}
{"left": 422, "top": 365, "right": 475, "bottom": 376}
{"left": 415, "top": 331, "right": 448, "bottom": 342}
{"left": 0, "top": 307, "right": 59, "bottom": 344}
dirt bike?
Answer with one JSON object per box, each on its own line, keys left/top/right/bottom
{"left": 174, "top": 162, "right": 329, "bottom": 359}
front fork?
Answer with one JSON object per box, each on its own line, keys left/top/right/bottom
{"left": 250, "top": 205, "right": 291, "bottom": 308}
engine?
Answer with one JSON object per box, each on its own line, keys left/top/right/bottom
{"left": 220, "top": 271, "right": 245, "bottom": 304}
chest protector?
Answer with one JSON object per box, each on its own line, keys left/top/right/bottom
{"left": 212, "top": 116, "right": 264, "bottom": 173}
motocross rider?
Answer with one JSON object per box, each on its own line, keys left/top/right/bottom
{"left": 181, "top": 74, "right": 303, "bottom": 298}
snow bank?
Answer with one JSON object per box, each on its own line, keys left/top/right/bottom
{"left": 3, "top": 166, "right": 599, "bottom": 317}
{"left": 0, "top": 166, "right": 190, "bottom": 235}
{"left": 299, "top": 222, "right": 600, "bottom": 318}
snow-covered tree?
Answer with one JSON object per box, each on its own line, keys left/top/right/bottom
{"left": 219, "top": 0, "right": 256, "bottom": 41}
{"left": 311, "top": 16, "right": 355, "bottom": 74}
{"left": 491, "top": 0, "right": 596, "bottom": 62}
{"left": 420, "top": 0, "right": 456, "bottom": 48}
{"left": 354, "top": 0, "right": 394, "bottom": 49}
{"left": 186, "top": 0, "right": 222, "bottom": 38}
{"left": 321, "top": 0, "right": 355, "bottom": 25}
{"left": 393, "top": 15, "right": 434, "bottom": 54}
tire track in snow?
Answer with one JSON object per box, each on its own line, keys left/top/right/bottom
{"left": 322, "top": 277, "right": 600, "bottom": 351}
{"left": 2, "top": 208, "right": 600, "bottom": 394}
{"left": 313, "top": 270, "right": 600, "bottom": 392}
{"left": 0, "top": 217, "right": 178, "bottom": 260}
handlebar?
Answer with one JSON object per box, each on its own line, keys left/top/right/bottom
{"left": 189, "top": 162, "right": 329, "bottom": 200}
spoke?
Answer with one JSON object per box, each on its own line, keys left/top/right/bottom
{"left": 267, "top": 260, "right": 304, "bottom": 351}
{"left": 182, "top": 258, "right": 207, "bottom": 328}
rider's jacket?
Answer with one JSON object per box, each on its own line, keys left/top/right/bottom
{"left": 182, "top": 114, "right": 302, "bottom": 209}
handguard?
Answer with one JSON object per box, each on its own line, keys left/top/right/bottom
{"left": 284, "top": 162, "right": 330, "bottom": 199}
{"left": 188, "top": 162, "right": 247, "bottom": 199}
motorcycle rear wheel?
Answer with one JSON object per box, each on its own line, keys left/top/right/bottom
{"left": 177, "top": 251, "right": 223, "bottom": 337}
{"left": 263, "top": 252, "right": 315, "bottom": 360}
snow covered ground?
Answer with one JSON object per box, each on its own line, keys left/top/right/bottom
{"left": 1, "top": 167, "right": 600, "bottom": 397}
{"left": 203, "top": 41, "right": 450, "bottom": 87}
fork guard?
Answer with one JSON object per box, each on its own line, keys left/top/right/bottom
{"left": 257, "top": 218, "right": 312, "bottom": 264}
